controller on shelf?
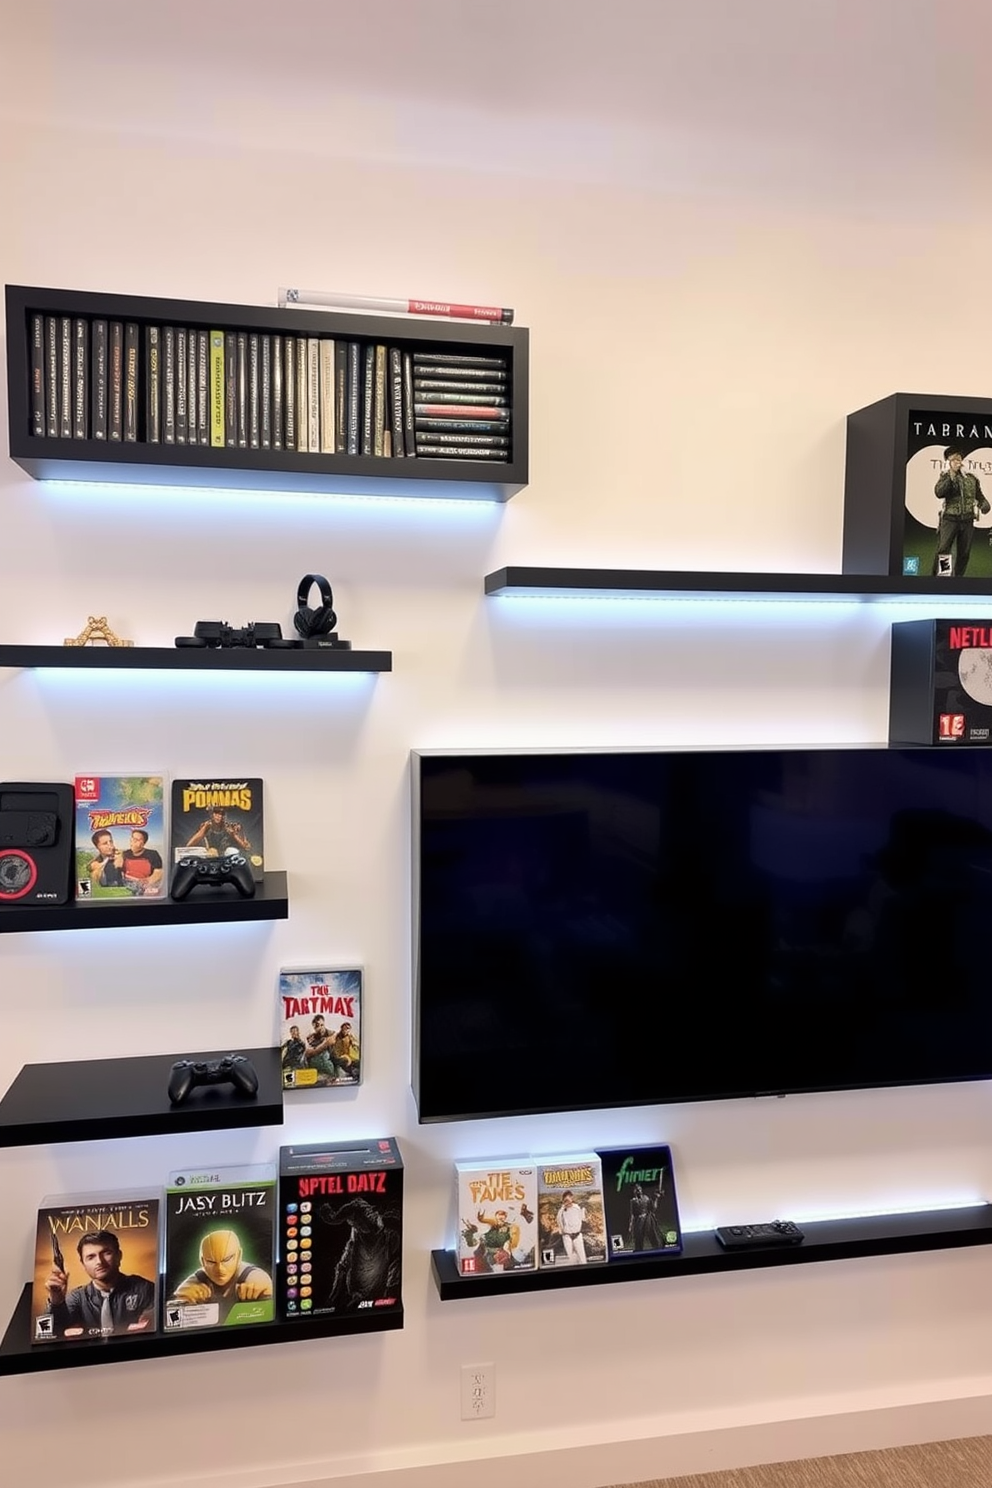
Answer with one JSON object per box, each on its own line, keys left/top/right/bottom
{"left": 170, "top": 853, "right": 256, "bottom": 901}
{"left": 168, "top": 1053, "right": 259, "bottom": 1105}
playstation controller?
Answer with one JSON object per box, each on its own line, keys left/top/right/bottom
{"left": 170, "top": 853, "right": 256, "bottom": 901}
{"left": 168, "top": 1053, "right": 259, "bottom": 1105}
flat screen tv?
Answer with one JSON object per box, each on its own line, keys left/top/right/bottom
{"left": 412, "top": 747, "right": 992, "bottom": 1122}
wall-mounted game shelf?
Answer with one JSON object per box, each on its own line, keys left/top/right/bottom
{"left": 0, "top": 1288, "right": 403, "bottom": 1375}
{"left": 6, "top": 284, "right": 528, "bottom": 503}
{"left": 0, "top": 869, "right": 288, "bottom": 934}
{"left": 483, "top": 567, "right": 992, "bottom": 602}
{"left": 0, "top": 1046, "right": 284, "bottom": 1146}
{"left": 0, "top": 645, "right": 392, "bottom": 673}
{"left": 430, "top": 1203, "right": 992, "bottom": 1299}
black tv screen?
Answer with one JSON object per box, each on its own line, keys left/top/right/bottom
{"left": 413, "top": 748, "right": 992, "bottom": 1122}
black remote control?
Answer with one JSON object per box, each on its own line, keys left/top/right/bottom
{"left": 714, "top": 1221, "right": 805, "bottom": 1249}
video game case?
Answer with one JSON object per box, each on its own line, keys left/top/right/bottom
{"left": 146, "top": 326, "right": 161, "bottom": 443}
{"left": 415, "top": 446, "right": 506, "bottom": 461}
{"left": 295, "top": 337, "right": 308, "bottom": 452}
{"left": 346, "top": 341, "right": 361, "bottom": 455}
{"left": 412, "top": 351, "right": 508, "bottom": 368}
{"left": 596, "top": 1144, "right": 682, "bottom": 1259}
{"left": 277, "top": 1139, "right": 402, "bottom": 1322}
{"left": 91, "top": 320, "right": 108, "bottom": 440}
{"left": 44, "top": 316, "right": 59, "bottom": 437}
{"left": 416, "top": 430, "right": 508, "bottom": 448}
{"left": 284, "top": 334, "right": 297, "bottom": 451}
{"left": 319, "top": 338, "right": 334, "bottom": 453}
{"left": 537, "top": 1154, "right": 607, "bottom": 1269}
{"left": 361, "top": 343, "right": 375, "bottom": 455}
{"left": 58, "top": 315, "right": 72, "bottom": 438}
{"left": 187, "top": 326, "right": 199, "bottom": 447}
{"left": 123, "top": 322, "right": 139, "bottom": 441}
{"left": 164, "top": 1165, "right": 276, "bottom": 1334}
{"left": 334, "top": 341, "right": 347, "bottom": 453}
{"left": 307, "top": 337, "right": 321, "bottom": 452}
{"left": 209, "top": 330, "right": 224, "bottom": 447}
{"left": 224, "top": 332, "right": 237, "bottom": 446}
{"left": 196, "top": 329, "right": 209, "bottom": 446}
{"left": 414, "top": 403, "right": 509, "bottom": 421}
{"left": 236, "top": 331, "right": 247, "bottom": 448}
{"left": 387, "top": 347, "right": 404, "bottom": 459}
{"left": 175, "top": 326, "right": 188, "bottom": 443}
{"left": 72, "top": 318, "right": 89, "bottom": 439}
{"left": 30, "top": 312, "right": 45, "bottom": 436}
{"left": 413, "top": 362, "right": 507, "bottom": 381}
{"left": 248, "top": 332, "right": 260, "bottom": 449}
{"left": 108, "top": 321, "right": 124, "bottom": 440}
{"left": 271, "top": 333, "right": 283, "bottom": 450}
{"left": 415, "top": 416, "right": 510, "bottom": 435}
{"left": 31, "top": 1191, "right": 160, "bottom": 1346}
{"left": 401, "top": 351, "right": 416, "bottom": 456}
{"left": 163, "top": 326, "right": 176, "bottom": 443}
{"left": 414, "top": 379, "right": 508, "bottom": 397}
{"left": 170, "top": 777, "right": 264, "bottom": 883}
{"left": 454, "top": 1160, "right": 537, "bottom": 1277}
{"left": 74, "top": 774, "right": 167, "bottom": 904}
{"left": 278, "top": 967, "right": 362, "bottom": 1091}
{"left": 260, "top": 333, "right": 272, "bottom": 449}
{"left": 372, "top": 344, "right": 387, "bottom": 457}
{"left": 413, "top": 390, "right": 509, "bottom": 408}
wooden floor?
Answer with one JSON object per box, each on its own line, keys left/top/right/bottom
{"left": 609, "top": 1434, "right": 992, "bottom": 1488}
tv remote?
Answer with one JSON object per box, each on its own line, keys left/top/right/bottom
{"left": 714, "top": 1221, "right": 804, "bottom": 1249}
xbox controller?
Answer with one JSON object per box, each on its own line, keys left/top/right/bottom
{"left": 168, "top": 1054, "right": 259, "bottom": 1105}
{"left": 170, "top": 853, "right": 255, "bottom": 901}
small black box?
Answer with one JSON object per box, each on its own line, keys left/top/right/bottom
{"left": 0, "top": 782, "right": 74, "bottom": 905}
{"left": 278, "top": 1137, "right": 402, "bottom": 1323}
{"left": 843, "top": 394, "right": 992, "bottom": 579}
{"left": 890, "top": 619, "right": 992, "bottom": 745}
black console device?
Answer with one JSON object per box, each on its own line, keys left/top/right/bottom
{"left": 175, "top": 620, "right": 300, "bottom": 649}
{"left": 168, "top": 1054, "right": 259, "bottom": 1105}
{"left": 715, "top": 1221, "right": 805, "bottom": 1249}
{"left": 171, "top": 853, "right": 256, "bottom": 901}
{"left": 0, "top": 782, "right": 75, "bottom": 906}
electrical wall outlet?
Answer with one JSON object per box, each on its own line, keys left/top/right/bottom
{"left": 460, "top": 1362, "right": 495, "bottom": 1420}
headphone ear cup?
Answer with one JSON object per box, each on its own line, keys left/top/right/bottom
{"left": 294, "top": 608, "right": 314, "bottom": 639}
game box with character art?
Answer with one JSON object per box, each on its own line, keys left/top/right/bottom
{"left": 31, "top": 1190, "right": 160, "bottom": 1344}
{"left": 596, "top": 1143, "right": 683, "bottom": 1259}
{"left": 453, "top": 1159, "right": 537, "bottom": 1277}
{"left": 889, "top": 619, "right": 992, "bottom": 745}
{"left": 278, "top": 967, "right": 362, "bottom": 1091}
{"left": 537, "top": 1153, "right": 607, "bottom": 1269}
{"left": 278, "top": 1138, "right": 402, "bottom": 1322}
{"left": 163, "top": 1164, "right": 275, "bottom": 1333}
{"left": 170, "top": 778, "right": 264, "bottom": 884}
{"left": 74, "top": 775, "right": 167, "bottom": 903}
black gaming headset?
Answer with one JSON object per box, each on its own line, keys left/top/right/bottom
{"left": 294, "top": 573, "right": 337, "bottom": 641}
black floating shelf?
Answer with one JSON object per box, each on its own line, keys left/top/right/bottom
{"left": 0, "top": 1284, "right": 403, "bottom": 1375}
{"left": 0, "top": 645, "right": 391, "bottom": 673}
{"left": 484, "top": 567, "right": 992, "bottom": 603}
{"left": 0, "top": 869, "right": 288, "bottom": 933}
{"left": 431, "top": 1204, "right": 992, "bottom": 1299}
{"left": 0, "top": 1046, "right": 284, "bottom": 1145}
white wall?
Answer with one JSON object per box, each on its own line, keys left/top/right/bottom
{"left": 3, "top": 14, "right": 992, "bottom": 1487}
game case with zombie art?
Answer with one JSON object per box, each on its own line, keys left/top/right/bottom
{"left": 537, "top": 1153, "right": 607, "bottom": 1269}
{"left": 596, "top": 1144, "right": 683, "bottom": 1259}
{"left": 31, "top": 1190, "right": 160, "bottom": 1344}
{"left": 163, "top": 1164, "right": 275, "bottom": 1333}
{"left": 454, "top": 1159, "right": 537, "bottom": 1277}
{"left": 278, "top": 1138, "right": 403, "bottom": 1322}
{"left": 278, "top": 967, "right": 362, "bottom": 1090}
{"left": 74, "top": 775, "right": 167, "bottom": 903}
{"left": 170, "top": 778, "right": 264, "bottom": 883}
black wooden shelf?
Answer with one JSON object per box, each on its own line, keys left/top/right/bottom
{"left": 431, "top": 1203, "right": 992, "bottom": 1299}
{"left": 484, "top": 567, "right": 992, "bottom": 603}
{"left": 6, "top": 285, "right": 528, "bottom": 503}
{"left": 0, "top": 1285, "right": 403, "bottom": 1375}
{"left": 0, "top": 645, "right": 392, "bottom": 673}
{"left": 0, "top": 1046, "right": 284, "bottom": 1146}
{"left": 0, "top": 869, "right": 288, "bottom": 933}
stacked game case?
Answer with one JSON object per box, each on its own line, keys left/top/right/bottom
{"left": 278, "top": 1138, "right": 402, "bottom": 1321}
{"left": 74, "top": 774, "right": 166, "bottom": 903}
{"left": 596, "top": 1144, "right": 683, "bottom": 1259}
{"left": 163, "top": 1164, "right": 276, "bottom": 1333}
{"left": 454, "top": 1159, "right": 537, "bottom": 1276}
{"left": 278, "top": 966, "right": 362, "bottom": 1090}
{"left": 170, "top": 778, "right": 264, "bottom": 883}
{"left": 31, "top": 1190, "right": 160, "bottom": 1344}
{"left": 536, "top": 1153, "right": 607, "bottom": 1269}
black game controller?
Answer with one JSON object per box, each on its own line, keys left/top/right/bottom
{"left": 168, "top": 1053, "right": 260, "bottom": 1105}
{"left": 170, "top": 853, "right": 256, "bottom": 901}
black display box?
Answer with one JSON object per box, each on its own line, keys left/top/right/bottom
{"left": 890, "top": 619, "right": 992, "bottom": 745}
{"left": 843, "top": 393, "right": 992, "bottom": 579}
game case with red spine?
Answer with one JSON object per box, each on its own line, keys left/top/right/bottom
{"left": 74, "top": 775, "right": 167, "bottom": 903}
{"left": 278, "top": 967, "right": 362, "bottom": 1090}
{"left": 170, "top": 778, "right": 264, "bottom": 883}
{"left": 31, "top": 1190, "right": 160, "bottom": 1344}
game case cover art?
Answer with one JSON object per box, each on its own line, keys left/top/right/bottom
{"left": 903, "top": 411, "right": 992, "bottom": 578}
{"left": 278, "top": 1138, "right": 403, "bottom": 1322}
{"left": 596, "top": 1144, "right": 683, "bottom": 1259}
{"left": 170, "top": 778, "right": 264, "bottom": 882}
{"left": 31, "top": 1191, "right": 160, "bottom": 1344}
{"left": 163, "top": 1165, "right": 275, "bottom": 1332}
{"left": 278, "top": 967, "right": 362, "bottom": 1090}
{"left": 454, "top": 1160, "right": 537, "bottom": 1276}
{"left": 536, "top": 1153, "right": 607, "bottom": 1269}
{"left": 74, "top": 775, "right": 166, "bottom": 903}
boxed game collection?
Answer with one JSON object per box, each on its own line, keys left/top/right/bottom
{"left": 163, "top": 1164, "right": 276, "bottom": 1333}
{"left": 278, "top": 967, "right": 362, "bottom": 1090}
{"left": 170, "top": 777, "right": 265, "bottom": 883}
{"left": 596, "top": 1144, "right": 682, "bottom": 1258}
{"left": 74, "top": 774, "right": 166, "bottom": 903}
{"left": 454, "top": 1160, "right": 537, "bottom": 1276}
{"left": 31, "top": 1190, "right": 160, "bottom": 1345}
{"left": 889, "top": 619, "right": 992, "bottom": 745}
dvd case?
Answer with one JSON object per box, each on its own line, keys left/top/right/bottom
{"left": 596, "top": 1144, "right": 683, "bottom": 1259}
{"left": 74, "top": 775, "right": 167, "bottom": 903}
{"left": 536, "top": 1153, "right": 607, "bottom": 1268}
{"left": 163, "top": 1164, "right": 275, "bottom": 1332}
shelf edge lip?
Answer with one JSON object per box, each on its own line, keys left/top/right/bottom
{"left": 483, "top": 567, "right": 992, "bottom": 601}
{"left": 0, "top": 870, "right": 288, "bottom": 934}
{"left": 0, "top": 646, "right": 392, "bottom": 673}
